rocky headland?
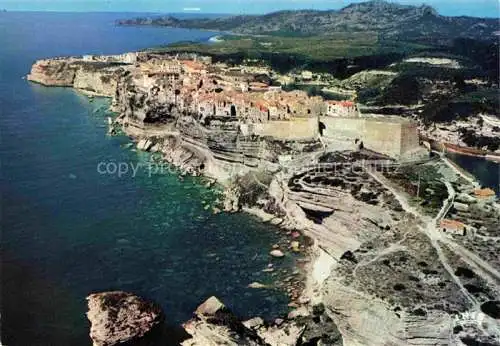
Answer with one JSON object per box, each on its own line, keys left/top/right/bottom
{"left": 28, "top": 52, "right": 500, "bottom": 345}
{"left": 87, "top": 292, "right": 341, "bottom": 346}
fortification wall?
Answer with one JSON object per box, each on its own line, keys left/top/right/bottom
{"left": 320, "top": 117, "right": 364, "bottom": 141}
{"left": 320, "top": 116, "right": 420, "bottom": 159}
{"left": 400, "top": 122, "right": 420, "bottom": 155}
{"left": 242, "top": 117, "right": 318, "bottom": 141}
{"left": 363, "top": 119, "right": 402, "bottom": 158}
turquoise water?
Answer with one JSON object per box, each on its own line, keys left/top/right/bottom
{"left": 0, "top": 12, "right": 294, "bottom": 345}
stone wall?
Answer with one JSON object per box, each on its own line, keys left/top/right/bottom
{"left": 320, "top": 117, "right": 364, "bottom": 141}
{"left": 363, "top": 119, "right": 403, "bottom": 158}
{"left": 242, "top": 117, "right": 319, "bottom": 141}
{"left": 400, "top": 121, "right": 420, "bottom": 156}
{"left": 320, "top": 116, "right": 420, "bottom": 159}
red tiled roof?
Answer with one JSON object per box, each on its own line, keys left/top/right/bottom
{"left": 474, "top": 188, "right": 495, "bottom": 198}
{"left": 255, "top": 101, "right": 269, "bottom": 113}
{"left": 250, "top": 82, "right": 269, "bottom": 88}
{"left": 327, "top": 101, "right": 354, "bottom": 107}
{"left": 440, "top": 219, "right": 466, "bottom": 230}
{"left": 181, "top": 60, "right": 205, "bottom": 71}
{"left": 327, "top": 100, "right": 355, "bottom": 107}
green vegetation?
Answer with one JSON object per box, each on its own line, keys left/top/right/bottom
{"left": 152, "top": 34, "right": 427, "bottom": 75}
{"left": 460, "top": 129, "right": 500, "bottom": 152}
{"left": 157, "top": 33, "right": 390, "bottom": 60}
{"left": 119, "top": 1, "right": 497, "bottom": 42}
{"left": 282, "top": 84, "right": 344, "bottom": 100}
{"left": 384, "top": 164, "right": 449, "bottom": 215}
{"left": 74, "top": 61, "right": 127, "bottom": 71}
{"left": 376, "top": 74, "right": 422, "bottom": 105}
{"left": 140, "top": 0, "right": 497, "bottom": 84}
{"left": 137, "top": 2, "right": 498, "bottom": 125}
{"left": 421, "top": 89, "right": 499, "bottom": 124}
{"left": 356, "top": 38, "right": 499, "bottom": 112}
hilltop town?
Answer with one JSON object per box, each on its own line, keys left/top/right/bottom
{"left": 27, "top": 51, "right": 500, "bottom": 346}
{"left": 28, "top": 52, "right": 426, "bottom": 161}
{"left": 124, "top": 0, "right": 499, "bottom": 162}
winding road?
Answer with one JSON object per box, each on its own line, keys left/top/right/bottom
{"left": 366, "top": 165, "right": 500, "bottom": 307}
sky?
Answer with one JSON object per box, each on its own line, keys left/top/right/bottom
{"left": 0, "top": 0, "right": 498, "bottom": 18}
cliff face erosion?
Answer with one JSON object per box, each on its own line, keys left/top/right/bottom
{"left": 28, "top": 53, "right": 500, "bottom": 346}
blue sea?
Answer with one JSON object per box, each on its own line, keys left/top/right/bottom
{"left": 0, "top": 12, "right": 296, "bottom": 345}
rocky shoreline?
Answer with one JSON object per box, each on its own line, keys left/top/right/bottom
{"left": 27, "top": 53, "right": 500, "bottom": 346}
{"left": 112, "top": 130, "right": 328, "bottom": 344}
{"left": 28, "top": 56, "right": 329, "bottom": 344}
{"left": 105, "top": 115, "right": 324, "bottom": 344}
{"left": 86, "top": 292, "right": 341, "bottom": 346}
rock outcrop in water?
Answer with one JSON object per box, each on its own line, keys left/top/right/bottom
{"left": 182, "top": 296, "right": 264, "bottom": 345}
{"left": 86, "top": 291, "right": 164, "bottom": 346}
{"left": 86, "top": 293, "right": 342, "bottom": 346}
{"left": 182, "top": 296, "right": 342, "bottom": 346}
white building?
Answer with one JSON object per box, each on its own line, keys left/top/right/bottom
{"left": 326, "top": 101, "right": 359, "bottom": 117}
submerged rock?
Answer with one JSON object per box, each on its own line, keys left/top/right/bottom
{"left": 270, "top": 249, "right": 285, "bottom": 258}
{"left": 86, "top": 291, "right": 164, "bottom": 346}
{"left": 480, "top": 300, "right": 500, "bottom": 319}
{"left": 248, "top": 282, "right": 268, "bottom": 289}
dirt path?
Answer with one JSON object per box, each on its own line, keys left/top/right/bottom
{"left": 366, "top": 168, "right": 479, "bottom": 306}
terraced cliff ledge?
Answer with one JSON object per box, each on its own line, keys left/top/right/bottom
{"left": 29, "top": 52, "right": 500, "bottom": 346}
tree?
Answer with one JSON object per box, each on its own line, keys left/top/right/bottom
{"left": 378, "top": 75, "right": 421, "bottom": 105}
{"left": 452, "top": 74, "right": 466, "bottom": 92}
{"left": 306, "top": 85, "right": 322, "bottom": 97}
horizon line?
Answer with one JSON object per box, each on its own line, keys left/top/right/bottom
{"left": 1, "top": 8, "right": 499, "bottom": 19}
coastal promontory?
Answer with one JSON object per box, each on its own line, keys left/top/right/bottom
{"left": 29, "top": 32, "right": 500, "bottom": 345}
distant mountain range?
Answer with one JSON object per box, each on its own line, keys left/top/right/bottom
{"left": 117, "top": 1, "right": 499, "bottom": 44}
